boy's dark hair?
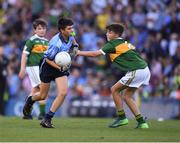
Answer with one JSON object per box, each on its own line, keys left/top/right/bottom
{"left": 33, "top": 18, "right": 47, "bottom": 29}
{"left": 58, "top": 18, "right": 73, "bottom": 30}
{"left": 106, "top": 23, "right": 124, "bottom": 36}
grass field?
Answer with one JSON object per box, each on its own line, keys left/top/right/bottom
{"left": 0, "top": 117, "right": 180, "bottom": 142}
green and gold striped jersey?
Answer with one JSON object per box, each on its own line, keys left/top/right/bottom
{"left": 23, "top": 34, "right": 48, "bottom": 66}
{"left": 99, "top": 38, "right": 147, "bottom": 72}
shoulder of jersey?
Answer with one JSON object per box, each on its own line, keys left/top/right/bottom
{"left": 49, "top": 34, "right": 62, "bottom": 48}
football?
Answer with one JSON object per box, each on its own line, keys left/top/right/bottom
{"left": 55, "top": 51, "right": 71, "bottom": 67}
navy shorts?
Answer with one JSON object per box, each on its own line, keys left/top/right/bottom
{"left": 39, "top": 59, "right": 69, "bottom": 83}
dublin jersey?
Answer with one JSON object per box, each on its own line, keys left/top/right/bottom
{"left": 99, "top": 38, "right": 147, "bottom": 72}
{"left": 44, "top": 33, "right": 74, "bottom": 60}
{"left": 23, "top": 34, "right": 48, "bottom": 66}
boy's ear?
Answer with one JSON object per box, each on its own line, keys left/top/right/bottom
{"left": 59, "top": 29, "right": 64, "bottom": 33}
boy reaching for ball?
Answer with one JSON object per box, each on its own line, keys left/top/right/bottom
{"left": 77, "top": 23, "right": 150, "bottom": 129}
{"left": 23, "top": 18, "right": 79, "bottom": 128}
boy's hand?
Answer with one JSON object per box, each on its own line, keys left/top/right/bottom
{"left": 76, "top": 50, "right": 80, "bottom": 56}
{"left": 59, "top": 64, "right": 71, "bottom": 72}
{"left": 19, "top": 69, "right": 25, "bottom": 79}
{"left": 72, "top": 44, "right": 79, "bottom": 56}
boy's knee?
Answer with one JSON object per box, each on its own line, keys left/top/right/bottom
{"left": 40, "top": 96, "right": 46, "bottom": 100}
{"left": 111, "top": 86, "right": 117, "bottom": 94}
{"left": 38, "top": 93, "right": 47, "bottom": 100}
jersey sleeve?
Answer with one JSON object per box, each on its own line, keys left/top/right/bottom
{"left": 99, "top": 42, "right": 115, "bottom": 55}
{"left": 44, "top": 44, "right": 59, "bottom": 60}
{"left": 44, "top": 35, "right": 62, "bottom": 60}
{"left": 23, "top": 39, "right": 33, "bottom": 55}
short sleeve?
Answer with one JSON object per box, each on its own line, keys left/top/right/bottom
{"left": 44, "top": 34, "right": 62, "bottom": 60}
{"left": 99, "top": 42, "right": 115, "bottom": 55}
{"left": 44, "top": 44, "right": 59, "bottom": 60}
{"left": 23, "top": 39, "right": 33, "bottom": 55}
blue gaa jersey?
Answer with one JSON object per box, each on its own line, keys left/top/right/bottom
{"left": 44, "top": 33, "right": 74, "bottom": 60}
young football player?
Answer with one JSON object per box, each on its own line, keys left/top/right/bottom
{"left": 22, "top": 18, "right": 79, "bottom": 128}
{"left": 77, "top": 23, "right": 150, "bottom": 129}
{"left": 19, "top": 18, "right": 48, "bottom": 120}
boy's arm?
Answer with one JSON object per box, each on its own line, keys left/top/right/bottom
{"left": 45, "top": 58, "right": 60, "bottom": 70}
{"left": 44, "top": 44, "right": 63, "bottom": 70}
{"left": 19, "top": 52, "right": 27, "bottom": 79}
{"left": 19, "top": 39, "right": 33, "bottom": 79}
{"left": 77, "top": 50, "right": 102, "bottom": 57}
{"left": 77, "top": 42, "right": 114, "bottom": 57}
{"left": 45, "top": 58, "right": 69, "bottom": 71}
{"left": 72, "top": 38, "right": 78, "bottom": 46}
{"left": 71, "top": 38, "right": 79, "bottom": 57}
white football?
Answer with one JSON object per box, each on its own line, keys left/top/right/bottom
{"left": 55, "top": 51, "right": 71, "bottom": 67}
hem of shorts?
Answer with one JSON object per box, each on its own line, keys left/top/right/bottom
{"left": 31, "top": 83, "right": 41, "bottom": 88}
{"left": 119, "top": 80, "right": 140, "bottom": 88}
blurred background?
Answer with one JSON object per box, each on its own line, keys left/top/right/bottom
{"left": 0, "top": 0, "right": 179, "bottom": 120}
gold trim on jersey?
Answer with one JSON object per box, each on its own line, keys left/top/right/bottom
{"left": 109, "top": 42, "right": 135, "bottom": 61}
{"left": 31, "top": 45, "right": 48, "bottom": 53}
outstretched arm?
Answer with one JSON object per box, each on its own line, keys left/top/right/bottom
{"left": 19, "top": 52, "right": 27, "bottom": 79}
{"left": 77, "top": 50, "right": 102, "bottom": 57}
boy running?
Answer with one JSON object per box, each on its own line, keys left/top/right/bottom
{"left": 19, "top": 18, "right": 48, "bottom": 120}
{"left": 77, "top": 23, "right": 150, "bottom": 129}
{"left": 22, "top": 18, "right": 79, "bottom": 128}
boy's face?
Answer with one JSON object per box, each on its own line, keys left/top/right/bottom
{"left": 34, "top": 25, "right": 47, "bottom": 37}
{"left": 60, "top": 25, "right": 74, "bottom": 37}
{"left": 106, "top": 30, "right": 119, "bottom": 41}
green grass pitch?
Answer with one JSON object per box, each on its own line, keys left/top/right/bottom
{"left": 0, "top": 117, "right": 180, "bottom": 142}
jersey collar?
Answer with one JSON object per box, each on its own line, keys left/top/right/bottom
{"left": 34, "top": 34, "right": 47, "bottom": 40}
{"left": 116, "top": 37, "right": 123, "bottom": 39}
{"left": 59, "top": 33, "right": 69, "bottom": 43}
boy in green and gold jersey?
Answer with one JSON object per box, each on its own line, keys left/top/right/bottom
{"left": 19, "top": 18, "right": 48, "bottom": 120}
{"left": 77, "top": 23, "right": 150, "bottom": 129}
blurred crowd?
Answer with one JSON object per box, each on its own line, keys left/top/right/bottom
{"left": 0, "top": 0, "right": 180, "bottom": 115}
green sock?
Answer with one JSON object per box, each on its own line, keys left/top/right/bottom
{"left": 39, "top": 104, "right": 45, "bottom": 115}
{"left": 117, "top": 109, "right": 126, "bottom": 119}
{"left": 135, "top": 114, "right": 145, "bottom": 124}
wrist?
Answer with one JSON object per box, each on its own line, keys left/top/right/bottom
{"left": 20, "top": 68, "right": 25, "bottom": 71}
{"left": 73, "top": 43, "right": 79, "bottom": 47}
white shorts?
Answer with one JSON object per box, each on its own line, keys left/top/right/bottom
{"left": 26, "top": 66, "right": 41, "bottom": 88}
{"left": 119, "top": 67, "right": 151, "bottom": 88}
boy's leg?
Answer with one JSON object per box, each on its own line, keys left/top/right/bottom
{"left": 24, "top": 66, "right": 49, "bottom": 119}
{"left": 31, "top": 86, "right": 46, "bottom": 120}
{"left": 38, "top": 100, "right": 46, "bottom": 120}
{"left": 111, "top": 82, "right": 127, "bottom": 110}
{"left": 23, "top": 82, "right": 50, "bottom": 118}
{"left": 32, "top": 82, "right": 50, "bottom": 101}
{"left": 23, "top": 87, "right": 39, "bottom": 119}
{"left": 124, "top": 88, "right": 149, "bottom": 128}
{"left": 40, "top": 76, "right": 68, "bottom": 128}
{"left": 109, "top": 82, "right": 129, "bottom": 128}
{"left": 32, "top": 87, "right": 46, "bottom": 120}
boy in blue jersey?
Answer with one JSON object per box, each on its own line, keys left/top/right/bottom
{"left": 23, "top": 18, "right": 79, "bottom": 128}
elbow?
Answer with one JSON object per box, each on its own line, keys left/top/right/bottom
{"left": 45, "top": 58, "right": 52, "bottom": 63}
